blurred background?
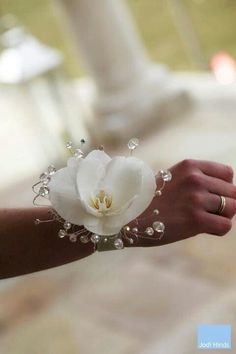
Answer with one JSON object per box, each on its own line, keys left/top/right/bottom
{"left": 0, "top": 0, "right": 236, "bottom": 353}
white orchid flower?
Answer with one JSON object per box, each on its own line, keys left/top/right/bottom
{"left": 48, "top": 150, "right": 156, "bottom": 236}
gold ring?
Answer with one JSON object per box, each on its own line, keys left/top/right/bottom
{"left": 217, "top": 196, "right": 226, "bottom": 215}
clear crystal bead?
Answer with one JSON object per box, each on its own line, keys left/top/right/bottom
{"left": 69, "top": 234, "right": 77, "bottom": 242}
{"left": 47, "top": 165, "right": 56, "bottom": 175}
{"left": 39, "top": 186, "right": 49, "bottom": 197}
{"left": 124, "top": 225, "right": 130, "bottom": 232}
{"left": 127, "top": 138, "right": 139, "bottom": 150}
{"left": 58, "top": 229, "right": 67, "bottom": 238}
{"left": 42, "top": 176, "right": 51, "bottom": 186}
{"left": 145, "top": 227, "right": 154, "bottom": 236}
{"left": 114, "top": 238, "right": 124, "bottom": 250}
{"left": 153, "top": 221, "right": 165, "bottom": 233}
{"left": 132, "top": 227, "right": 138, "bottom": 233}
{"left": 158, "top": 169, "right": 172, "bottom": 182}
{"left": 91, "top": 234, "right": 100, "bottom": 243}
{"left": 80, "top": 235, "right": 89, "bottom": 244}
{"left": 74, "top": 149, "right": 84, "bottom": 158}
{"left": 39, "top": 172, "right": 48, "bottom": 181}
{"left": 64, "top": 221, "right": 72, "bottom": 230}
{"left": 155, "top": 190, "right": 162, "bottom": 196}
{"left": 129, "top": 238, "right": 134, "bottom": 244}
{"left": 34, "top": 219, "right": 40, "bottom": 225}
{"left": 153, "top": 209, "right": 159, "bottom": 215}
{"left": 66, "top": 141, "right": 73, "bottom": 149}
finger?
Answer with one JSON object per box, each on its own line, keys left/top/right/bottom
{"left": 204, "top": 175, "right": 236, "bottom": 199}
{"left": 197, "top": 160, "right": 234, "bottom": 182}
{"left": 204, "top": 193, "right": 236, "bottom": 219}
{"left": 199, "top": 212, "right": 232, "bottom": 236}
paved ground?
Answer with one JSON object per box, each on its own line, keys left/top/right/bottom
{"left": 0, "top": 73, "right": 236, "bottom": 354}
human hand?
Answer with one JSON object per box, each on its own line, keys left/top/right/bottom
{"left": 129, "top": 159, "right": 236, "bottom": 247}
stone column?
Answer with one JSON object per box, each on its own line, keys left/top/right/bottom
{"left": 57, "top": 0, "right": 190, "bottom": 143}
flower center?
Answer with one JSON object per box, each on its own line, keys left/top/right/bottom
{"left": 91, "top": 190, "right": 113, "bottom": 214}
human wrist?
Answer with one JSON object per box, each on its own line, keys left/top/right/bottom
{"left": 32, "top": 140, "right": 171, "bottom": 252}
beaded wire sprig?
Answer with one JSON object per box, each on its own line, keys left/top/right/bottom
{"left": 32, "top": 138, "right": 172, "bottom": 251}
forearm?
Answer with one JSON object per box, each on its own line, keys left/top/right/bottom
{"left": 0, "top": 208, "right": 94, "bottom": 279}
{"left": 0, "top": 204, "right": 171, "bottom": 279}
{"left": 2, "top": 156, "right": 234, "bottom": 279}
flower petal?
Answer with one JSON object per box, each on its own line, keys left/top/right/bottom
{"left": 100, "top": 156, "right": 142, "bottom": 210}
{"left": 98, "top": 158, "right": 156, "bottom": 234}
{"left": 85, "top": 149, "right": 111, "bottom": 164}
{"left": 67, "top": 157, "right": 82, "bottom": 183}
{"left": 84, "top": 194, "right": 140, "bottom": 235}
{"left": 49, "top": 167, "right": 98, "bottom": 227}
{"left": 76, "top": 160, "right": 105, "bottom": 205}
{"left": 84, "top": 219, "right": 121, "bottom": 236}
{"left": 76, "top": 150, "right": 111, "bottom": 203}
{"left": 119, "top": 157, "right": 156, "bottom": 222}
{"left": 49, "top": 150, "right": 155, "bottom": 237}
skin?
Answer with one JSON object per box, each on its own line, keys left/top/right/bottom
{"left": 128, "top": 159, "right": 236, "bottom": 247}
{"left": 0, "top": 159, "right": 236, "bottom": 279}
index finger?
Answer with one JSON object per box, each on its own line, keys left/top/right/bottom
{"left": 196, "top": 160, "right": 234, "bottom": 183}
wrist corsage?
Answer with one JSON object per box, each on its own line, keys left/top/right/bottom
{"left": 32, "top": 139, "right": 171, "bottom": 251}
